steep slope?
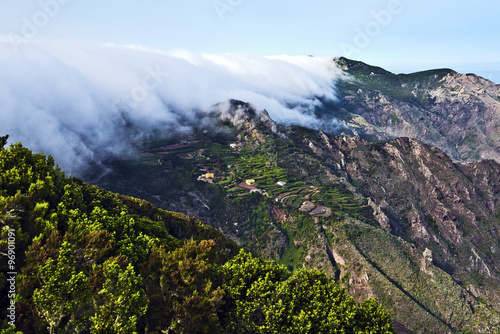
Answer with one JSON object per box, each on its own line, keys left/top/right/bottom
{"left": 91, "top": 100, "right": 500, "bottom": 333}
{"left": 305, "top": 133, "right": 500, "bottom": 333}
{"left": 0, "top": 138, "right": 395, "bottom": 333}
{"left": 277, "top": 116, "right": 500, "bottom": 333}
{"left": 331, "top": 57, "right": 500, "bottom": 164}
{"left": 0, "top": 140, "right": 237, "bottom": 333}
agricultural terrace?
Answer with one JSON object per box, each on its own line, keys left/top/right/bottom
{"left": 128, "top": 131, "right": 370, "bottom": 219}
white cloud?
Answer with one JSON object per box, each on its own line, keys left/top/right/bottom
{"left": 0, "top": 40, "right": 343, "bottom": 175}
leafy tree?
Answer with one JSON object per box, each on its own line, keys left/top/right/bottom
{"left": 222, "top": 249, "right": 290, "bottom": 332}
{"left": 0, "top": 143, "right": 65, "bottom": 199}
{"left": 0, "top": 135, "right": 8, "bottom": 149}
{"left": 140, "top": 239, "right": 226, "bottom": 333}
{"left": 14, "top": 233, "right": 63, "bottom": 333}
{"left": 223, "top": 249, "right": 290, "bottom": 301}
{"left": 354, "top": 298, "right": 395, "bottom": 334}
{"left": 33, "top": 241, "right": 91, "bottom": 334}
{"left": 0, "top": 325, "right": 23, "bottom": 334}
{"left": 112, "top": 213, "right": 158, "bottom": 264}
{"left": 223, "top": 250, "right": 395, "bottom": 334}
{"left": 90, "top": 258, "right": 148, "bottom": 334}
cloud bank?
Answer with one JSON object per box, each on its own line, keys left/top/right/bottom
{"left": 0, "top": 40, "right": 343, "bottom": 175}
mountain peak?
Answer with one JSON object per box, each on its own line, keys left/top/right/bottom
{"left": 210, "top": 99, "right": 278, "bottom": 133}
{"left": 335, "top": 57, "right": 395, "bottom": 76}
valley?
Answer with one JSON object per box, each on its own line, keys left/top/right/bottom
{"left": 91, "top": 99, "right": 500, "bottom": 333}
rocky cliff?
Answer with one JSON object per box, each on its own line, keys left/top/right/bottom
{"left": 332, "top": 57, "right": 500, "bottom": 164}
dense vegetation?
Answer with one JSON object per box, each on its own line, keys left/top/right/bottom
{"left": 0, "top": 137, "right": 394, "bottom": 333}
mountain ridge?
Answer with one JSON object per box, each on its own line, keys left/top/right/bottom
{"left": 331, "top": 57, "right": 500, "bottom": 164}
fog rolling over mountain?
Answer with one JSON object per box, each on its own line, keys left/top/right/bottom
{"left": 0, "top": 40, "right": 497, "bottom": 176}
{"left": 1, "top": 41, "right": 499, "bottom": 178}
{"left": 0, "top": 41, "right": 346, "bottom": 175}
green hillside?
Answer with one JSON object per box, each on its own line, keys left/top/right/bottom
{"left": 0, "top": 137, "right": 394, "bottom": 333}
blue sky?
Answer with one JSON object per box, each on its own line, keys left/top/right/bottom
{"left": 1, "top": 0, "right": 499, "bottom": 80}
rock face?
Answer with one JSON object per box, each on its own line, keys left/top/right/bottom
{"left": 333, "top": 57, "right": 500, "bottom": 164}
{"left": 282, "top": 126, "right": 499, "bottom": 332}
{"left": 421, "top": 248, "right": 433, "bottom": 274}
{"left": 324, "top": 134, "right": 500, "bottom": 276}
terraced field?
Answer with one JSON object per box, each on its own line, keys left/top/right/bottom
{"left": 124, "top": 131, "right": 371, "bottom": 222}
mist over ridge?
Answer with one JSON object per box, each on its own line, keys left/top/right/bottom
{"left": 0, "top": 40, "right": 344, "bottom": 175}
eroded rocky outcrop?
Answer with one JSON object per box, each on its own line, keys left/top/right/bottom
{"left": 335, "top": 57, "right": 500, "bottom": 164}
